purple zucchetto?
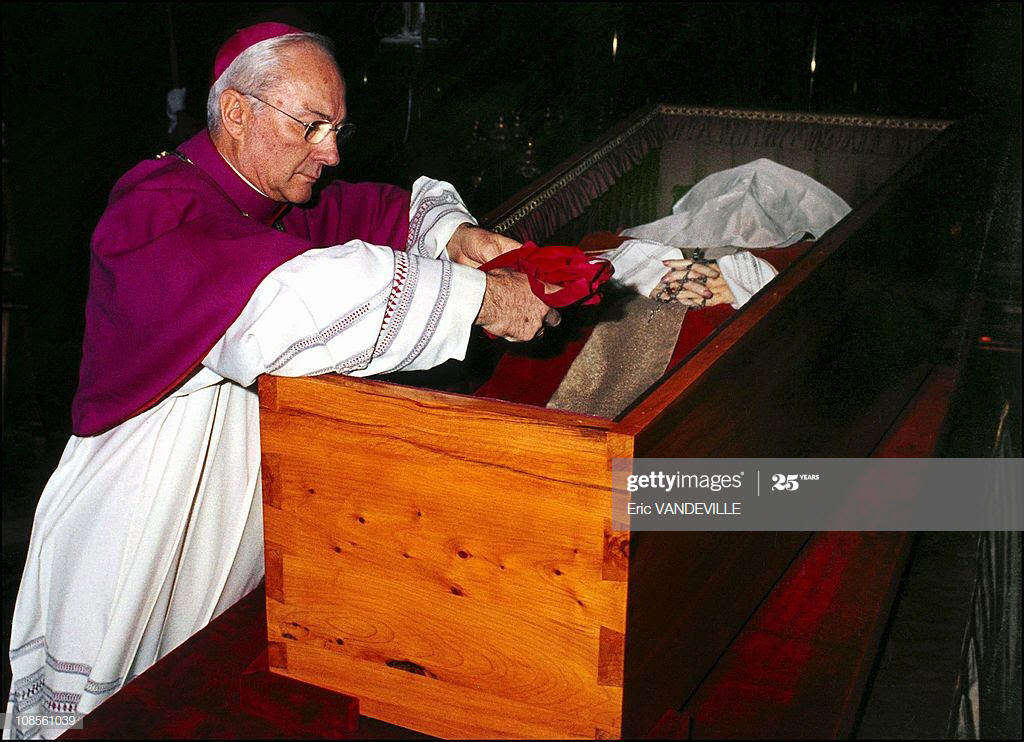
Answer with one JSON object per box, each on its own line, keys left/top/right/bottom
{"left": 212, "top": 22, "right": 304, "bottom": 83}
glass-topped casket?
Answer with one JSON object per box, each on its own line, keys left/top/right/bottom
{"left": 256, "top": 105, "right": 984, "bottom": 739}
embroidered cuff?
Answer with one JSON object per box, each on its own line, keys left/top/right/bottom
{"left": 717, "top": 252, "right": 779, "bottom": 308}
{"left": 440, "top": 263, "right": 487, "bottom": 360}
{"left": 407, "top": 176, "right": 477, "bottom": 259}
{"left": 602, "top": 239, "right": 684, "bottom": 296}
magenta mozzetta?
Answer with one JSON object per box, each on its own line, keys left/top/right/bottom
{"left": 72, "top": 130, "right": 411, "bottom": 436}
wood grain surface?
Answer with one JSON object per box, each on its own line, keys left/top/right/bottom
{"left": 260, "top": 374, "right": 627, "bottom": 739}
{"left": 259, "top": 373, "right": 813, "bottom": 738}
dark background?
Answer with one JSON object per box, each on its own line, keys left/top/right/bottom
{"left": 1, "top": 0, "right": 1021, "bottom": 720}
{"left": 2, "top": 2, "right": 1020, "bottom": 447}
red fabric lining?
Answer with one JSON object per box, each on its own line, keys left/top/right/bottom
{"left": 650, "top": 532, "right": 910, "bottom": 739}
{"left": 474, "top": 238, "right": 813, "bottom": 412}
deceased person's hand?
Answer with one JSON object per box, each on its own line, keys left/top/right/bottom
{"left": 651, "top": 258, "right": 735, "bottom": 308}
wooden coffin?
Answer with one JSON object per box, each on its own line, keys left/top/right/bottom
{"left": 259, "top": 106, "right": 989, "bottom": 739}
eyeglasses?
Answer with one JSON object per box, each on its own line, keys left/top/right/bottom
{"left": 245, "top": 94, "right": 355, "bottom": 145}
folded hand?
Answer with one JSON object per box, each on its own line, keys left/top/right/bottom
{"left": 651, "top": 259, "right": 735, "bottom": 308}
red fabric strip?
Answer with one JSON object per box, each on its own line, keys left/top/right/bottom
{"left": 478, "top": 242, "right": 614, "bottom": 308}
{"left": 474, "top": 239, "right": 813, "bottom": 411}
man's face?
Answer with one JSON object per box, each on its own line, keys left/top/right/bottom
{"left": 241, "top": 43, "right": 347, "bottom": 203}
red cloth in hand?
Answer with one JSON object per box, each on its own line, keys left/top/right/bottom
{"left": 478, "top": 242, "right": 614, "bottom": 308}
{"left": 474, "top": 241, "right": 815, "bottom": 407}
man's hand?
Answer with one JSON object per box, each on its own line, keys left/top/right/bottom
{"left": 476, "top": 268, "right": 561, "bottom": 342}
{"left": 447, "top": 223, "right": 521, "bottom": 268}
{"left": 652, "top": 259, "right": 735, "bottom": 308}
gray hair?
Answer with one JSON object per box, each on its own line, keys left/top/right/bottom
{"left": 206, "top": 32, "right": 337, "bottom": 133}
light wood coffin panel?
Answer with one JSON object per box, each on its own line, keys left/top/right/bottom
{"left": 259, "top": 373, "right": 809, "bottom": 739}
{"left": 260, "top": 374, "right": 631, "bottom": 739}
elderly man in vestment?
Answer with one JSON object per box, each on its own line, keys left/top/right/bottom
{"left": 4, "top": 23, "right": 559, "bottom": 739}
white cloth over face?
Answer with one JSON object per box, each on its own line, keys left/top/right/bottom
{"left": 5, "top": 177, "right": 484, "bottom": 740}
{"left": 605, "top": 159, "right": 850, "bottom": 308}
{"left": 621, "top": 158, "right": 851, "bottom": 248}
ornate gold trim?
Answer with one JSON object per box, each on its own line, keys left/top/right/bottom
{"left": 492, "top": 109, "right": 661, "bottom": 234}
{"left": 656, "top": 104, "right": 952, "bottom": 131}
{"left": 491, "top": 105, "right": 953, "bottom": 233}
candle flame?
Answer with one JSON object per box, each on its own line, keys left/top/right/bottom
{"left": 612, "top": 31, "right": 618, "bottom": 60}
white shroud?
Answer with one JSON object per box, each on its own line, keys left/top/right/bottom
{"left": 607, "top": 158, "right": 851, "bottom": 307}
{"left": 621, "top": 157, "right": 851, "bottom": 249}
